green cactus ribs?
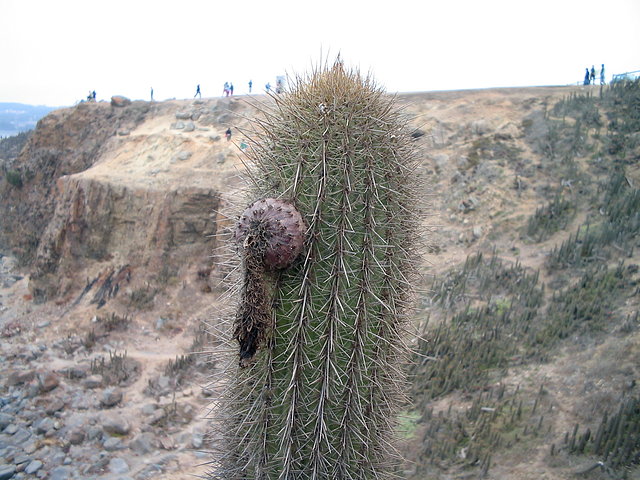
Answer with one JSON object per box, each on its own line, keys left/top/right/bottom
{"left": 233, "top": 198, "right": 305, "bottom": 366}
{"left": 210, "top": 61, "right": 422, "bottom": 480}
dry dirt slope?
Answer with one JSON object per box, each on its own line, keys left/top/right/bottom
{"left": 0, "top": 83, "right": 638, "bottom": 479}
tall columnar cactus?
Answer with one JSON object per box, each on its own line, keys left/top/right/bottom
{"left": 211, "top": 61, "right": 422, "bottom": 479}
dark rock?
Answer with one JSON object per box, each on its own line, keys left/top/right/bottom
{"left": 67, "top": 428, "right": 85, "bottom": 445}
{"left": 86, "top": 425, "right": 103, "bottom": 442}
{"left": 11, "top": 427, "right": 31, "bottom": 444}
{"left": 34, "top": 417, "right": 55, "bottom": 435}
{"left": 148, "top": 408, "right": 166, "bottom": 425}
{"left": 4, "top": 424, "right": 17, "bottom": 435}
{"left": 175, "top": 112, "right": 192, "bottom": 120}
{"left": 100, "top": 388, "right": 123, "bottom": 408}
{"left": 60, "top": 365, "right": 88, "bottom": 380}
{"left": 216, "top": 113, "right": 232, "bottom": 124}
{"left": 24, "top": 460, "right": 42, "bottom": 475}
{"left": 129, "top": 432, "right": 156, "bottom": 455}
{"left": 108, "top": 457, "right": 129, "bottom": 474}
{"left": 102, "top": 413, "right": 130, "bottom": 436}
{"left": 49, "top": 466, "right": 72, "bottom": 480}
{"left": 83, "top": 374, "right": 103, "bottom": 389}
{"left": 172, "top": 151, "right": 192, "bottom": 162}
{"left": 12, "top": 454, "right": 29, "bottom": 465}
{"left": 0, "top": 465, "right": 15, "bottom": 480}
{"left": 44, "top": 397, "right": 65, "bottom": 415}
{"left": 111, "top": 96, "right": 132, "bottom": 108}
{"left": 6, "top": 370, "right": 35, "bottom": 387}
{"left": 37, "top": 371, "right": 59, "bottom": 393}
{"left": 0, "top": 413, "right": 12, "bottom": 431}
{"left": 103, "top": 436, "right": 125, "bottom": 451}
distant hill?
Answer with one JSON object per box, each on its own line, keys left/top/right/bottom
{"left": 0, "top": 102, "right": 57, "bottom": 137}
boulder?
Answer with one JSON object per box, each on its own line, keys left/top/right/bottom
{"left": 37, "top": 370, "right": 60, "bottom": 393}
{"left": 102, "top": 413, "right": 130, "bottom": 435}
{"left": 110, "top": 96, "right": 132, "bottom": 107}
{"left": 0, "top": 465, "right": 15, "bottom": 480}
{"left": 100, "top": 388, "right": 123, "bottom": 408}
{"left": 108, "top": 457, "right": 129, "bottom": 474}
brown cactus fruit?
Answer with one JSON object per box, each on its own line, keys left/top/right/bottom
{"left": 234, "top": 198, "right": 306, "bottom": 270}
{"left": 233, "top": 198, "right": 305, "bottom": 366}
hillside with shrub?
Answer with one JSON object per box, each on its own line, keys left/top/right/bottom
{"left": 0, "top": 81, "right": 637, "bottom": 479}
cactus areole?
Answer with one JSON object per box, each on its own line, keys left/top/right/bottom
{"left": 213, "top": 62, "right": 421, "bottom": 480}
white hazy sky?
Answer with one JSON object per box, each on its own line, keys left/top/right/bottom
{"left": 2, "top": 0, "right": 639, "bottom": 107}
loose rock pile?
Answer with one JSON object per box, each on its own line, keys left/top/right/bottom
{"left": 0, "top": 256, "right": 213, "bottom": 480}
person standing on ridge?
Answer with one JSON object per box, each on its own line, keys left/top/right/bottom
{"left": 248, "top": 80, "right": 252, "bottom": 93}
{"left": 150, "top": 87, "right": 154, "bottom": 101}
{"left": 195, "top": 84, "right": 201, "bottom": 98}
{"left": 584, "top": 68, "right": 590, "bottom": 85}
{"left": 230, "top": 83, "right": 234, "bottom": 96}
{"left": 600, "top": 64, "right": 606, "bottom": 85}
{"left": 590, "top": 66, "right": 596, "bottom": 85}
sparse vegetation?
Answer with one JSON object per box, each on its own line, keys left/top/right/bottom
{"left": 467, "top": 135, "right": 522, "bottom": 170}
{"left": 5, "top": 169, "right": 23, "bottom": 188}
{"left": 90, "top": 350, "right": 140, "bottom": 387}
{"left": 1, "top": 77, "right": 638, "bottom": 480}
{"left": 127, "top": 285, "right": 158, "bottom": 310}
{"left": 525, "top": 192, "right": 576, "bottom": 242}
{"left": 556, "top": 395, "right": 640, "bottom": 475}
{"left": 409, "top": 79, "right": 640, "bottom": 478}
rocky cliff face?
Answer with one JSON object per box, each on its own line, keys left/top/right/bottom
{"left": 0, "top": 97, "right": 251, "bottom": 302}
{"left": 0, "top": 101, "right": 152, "bottom": 262}
{"left": 30, "top": 177, "right": 220, "bottom": 300}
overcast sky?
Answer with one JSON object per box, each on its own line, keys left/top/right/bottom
{"left": 2, "top": 0, "right": 639, "bottom": 106}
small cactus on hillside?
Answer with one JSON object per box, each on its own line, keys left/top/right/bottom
{"left": 209, "top": 61, "right": 423, "bottom": 479}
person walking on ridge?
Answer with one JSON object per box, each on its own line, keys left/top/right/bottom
{"left": 590, "top": 66, "right": 596, "bottom": 85}
{"left": 195, "top": 84, "right": 201, "bottom": 98}
{"left": 584, "top": 68, "right": 590, "bottom": 85}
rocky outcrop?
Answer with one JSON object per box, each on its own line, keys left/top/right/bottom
{"left": 111, "top": 95, "right": 132, "bottom": 108}
{"left": 0, "top": 101, "right": 152, "bottom": 262}
{"left": 0, "top": 96, "right": 250, "bottom": 302}
{"left": 31, "top": 175, "right": 220, "bottom": 300}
